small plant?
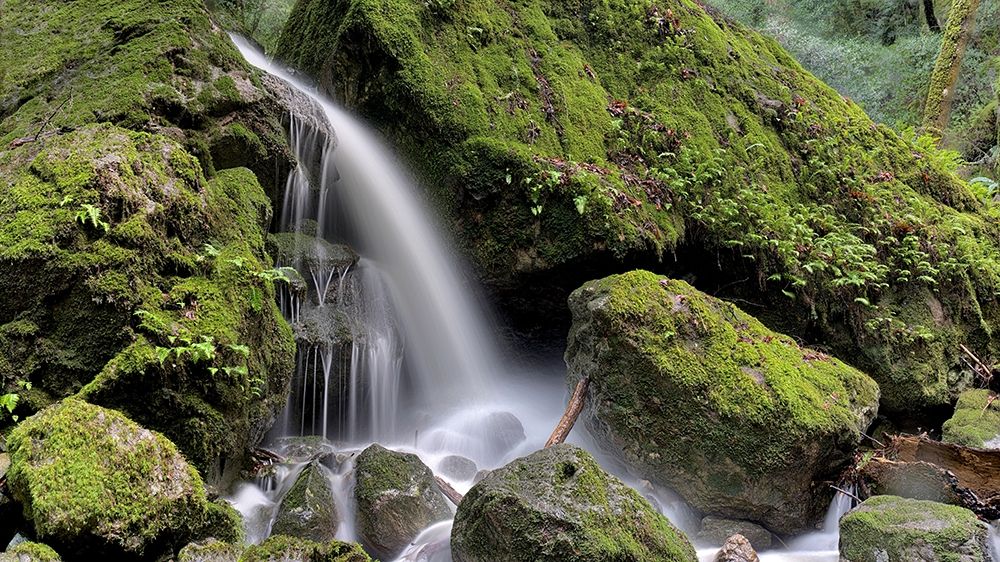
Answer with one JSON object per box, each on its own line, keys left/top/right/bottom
{"left": 1, "top": 380, "right": 32, "bottom": 423}
{"left": 76, "top": 203, "right": 109, "bottom": 233}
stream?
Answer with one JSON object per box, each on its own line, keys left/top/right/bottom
{"left": 229, "top": 36, "right": 998, "bottom": 562}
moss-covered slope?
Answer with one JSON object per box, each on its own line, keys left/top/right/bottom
{"left": 0, "top": 0, "right": 296, "bottom": 477}
{"left": 276, "top": 0, "right": 1000, "bottom": 413}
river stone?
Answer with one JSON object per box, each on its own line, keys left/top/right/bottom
{"left": 271, "top": 462, "right": 339, "bottom": 542}
{"left": 353, "top": 444, "right": 451, "bottom": 559}
{"left": 565, "top": 272, "right": 880, "bottom": 534}
{"left": 241, "top": 535, "right": 371, "bottom": 562}
{"left": 5, "top": 399, "right": 241, "bottom": 558}
{"left": 714, "top": 534, "right": 759, "bottom": 562}
{"left": 698, "top": 517, "right": 772, "bottom": 549}
{"left": 271, "top": 436, "right": 338, "bottom": 464}
{"left": 942, "top": 390, "right": 1000, "bottom": 449}
{"left": 178, "top": 539, "right": 243, "bottom": 562}
{"left": 451, "top": 444, "right": 697, "bottom": 562}
{"left": 0, "top": 542, "right": 61, "bottom": 562}
{"left": 839, "top": 496, "right": 990, "bottom": 562}
{"left": 437, "top": 455, "right": 478, "bottom": 481}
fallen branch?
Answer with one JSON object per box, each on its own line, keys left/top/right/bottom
{"left": 830, "top": 485, "right": 862, "bottom": 503}
{"left": 435, "top": 476, "right": 464, "bottom": 506}
{"left": 545, "top": 377, "right": 589, "bottom": 448}
{"left": 959, "top": 344, "right": 992, "bottom": 385}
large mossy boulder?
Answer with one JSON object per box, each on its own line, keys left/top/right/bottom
{"left": 839, "top": 496, "right": 991, "bottom": 562}
{"left": 271, "top": 462, "right": 339, "bottom": 542}
{"left": 565, "top": 271, "right": 880, "bottom": 533}
{"left": 6, "top": 399, "right": 242, "bottom": 559}
{"left": 0, "top": 0, "right": 297, "bottom": 479}
{"left": 353, "top": 444, "right": 451, "bottom": 559}
{"left": 275, "top": 0, "right": 1000, "bottom": 415}
{"left": 0, "top": 542, "right": 61, "bottom": 562}
{"left": 942, "top": 389, "right": 1000, "bottom": 449}
{"left": 451, "top": 444, "right": 697, "bottom": 562}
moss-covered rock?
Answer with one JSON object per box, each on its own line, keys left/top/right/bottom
{"left": 240, "top": 535, "right": 370, "bottom": 562}
{"left": 178, "top": 539, "right": 244, "bottom": 562}
{"left": 565, "top": 271, "right": 880, "bottom": 533}
{"left": 353, "top": 444, "right": 451, "bottom": 560}
{"left": 6, "top": 399, "right": 242, "bottom": 559}
{"left": 0, "top": 542, "right": 61, "bottom": 562}
{"left": 839, "top": 495, "right": 990, "bottom": 562}
{"left": 271, "top": 462, "right": 339, "bottom": 542}
{"left": 275, "top": 0, "right": 1000, "bottom": 415}
{"left": 942, "top": 389, "right": 1000, "bottom": 448}
{"left": 0, "top": 0, "right": 297, "bottom": 479}
{"left": 451, "top": 444, "right": 697, "bottom": 562}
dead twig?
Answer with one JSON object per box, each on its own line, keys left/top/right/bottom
{"left": 545, "top": 377, "right": 589, "bottom": 448}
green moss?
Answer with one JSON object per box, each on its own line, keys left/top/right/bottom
{"left": 566, "top": 270, "right": 880, "bottom": 532}
{"left": 240, "top": 535, "right": 371, "bottom": 562}
{"left": 451, "top": 444, "right": 697, "bottom": 562}
{"left": 6, "top": 399, "right": 242, "bottom": 557}
{"left": 353, "top": 444, "right": 451, "bottom": 559}
{"left": 941, "top": 389, "right": 1000, "bottom": 448}
{"left": 0, "top": 542, "right": 62, "bottom": 562}
{"left": 839, "top": 496, "right": 989, "bottom": 562}
{"left": 276, "top": 0, "right": 1000, "bottom": 413}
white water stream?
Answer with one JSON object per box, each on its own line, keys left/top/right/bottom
{"left": 229, "top": 35, "right": 901, "bottom": 562}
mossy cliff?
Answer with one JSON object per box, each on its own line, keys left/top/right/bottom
{"left": 0, "top": 0, "right": 296, "bottom": 479}
{"left": 565, "top": 271, "right": 880, "bottom": 533}
{"left": 6, "top": 399, "right": 242, "bottom": 558}
{"left": 276, "top": 0, "right": 1000, "bottom": 413}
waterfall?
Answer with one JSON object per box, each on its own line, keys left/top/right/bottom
{"left": 232, "top": 37, "right": 499, "bottom": 445}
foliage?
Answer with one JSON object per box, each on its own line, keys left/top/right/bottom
{"left": 208, "top": 0, "right": 296, "bottom": 54}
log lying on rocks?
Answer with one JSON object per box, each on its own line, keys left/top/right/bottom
{"left": 435, "top": 476, "right": 464, "bottom": 506}
{"left": 858, "top": 435, "right": 1000, "bottom": 520}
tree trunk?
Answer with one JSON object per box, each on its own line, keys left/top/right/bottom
{"left": 923, "top": 0, "right": 941, "bottom": 32}
{"left": 924, "top": 0, "right": 982, "bottom": 130}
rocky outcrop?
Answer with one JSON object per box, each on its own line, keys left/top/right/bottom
{"left": 942, "top": 389, "right": 1000, "bottom": 448}
{"left": 179, "top": 536, "right": 371, "bottom": 562}
{"left": 839, "top": 496, "right": 991, "bottom": 562}
{"left": 6, "top": 399, "right": 242, "bottom": 559}
{"left": 565, "top": 271, "right": 880, "bottom": 533}
{"left": 0, "top": 0, "right": 298, "bottom": 479}
{"left": 271, "top": 462, "right": 339, "bottom": 542}
{"left": 353, "top": 444, "right": 451, "bottom": 560}
{"left": 0, "top": 542, "right": 61, "bottom": 562}
{"left": 451, "top": 444, "right": 697, "bottom": 562}
{"left": 275, "top": 0, "right": 1000, "bottom": 414}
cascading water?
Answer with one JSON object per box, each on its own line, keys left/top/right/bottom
{"left": 229, "top": 36, "right": 859, "bottom": 562}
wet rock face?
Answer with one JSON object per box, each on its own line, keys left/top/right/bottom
{"left": 353, "top": 444, "right": 451, "bottom": 560}
{"left": 839, "top": 496, "right": 990, "bottom": 562}
{"left": 271, "top": 462, "right": 340, "bottom": 542}
{"left": 437, "top": 455, "right": 478, "bottom": 481}
{"left": 5, "top": 399, "right": 241, "bottom": 559}
{"left": 450, "top": 444, "right": 697, "bottom": 562}
{"left": 565, "top": 271, "right": 880, "bottom": 534}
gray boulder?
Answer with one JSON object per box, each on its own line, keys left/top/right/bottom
{"left": 353, "top": 445, "right": 451, "bottom": 559}
{"left": 451, "top": 444, "right": 697, "bottom": 562}
{"left": 839, "top": 496, "right": 990, "bottom": 562}
{"left": 271, "top": 462, "right": 339, "bottom": 542}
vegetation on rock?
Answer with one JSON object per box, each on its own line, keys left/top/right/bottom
{"left": 6, "top": 399, "right": 242, "bottom": 559}
{"left": 565, "top": 271, "right": 879, "bottom": 533}
{"left": 451, "top": 444, "right": 697, "bottom": 562}
{"left": 0, "top": 0, "right": 297, "bottom": 479}
{"left": 275, "top": 0, "right": 1000, "bottom": 413}
{"left": 270, "top": 462, "right": 340, "bottom": 542}
{"left": 353, "top": 444, "right": 451, "bottom": 559}
{"left": 941, "top": 389, "right": 1000, "bottom": 448}
{"left": 839, "top": 495, "right": 990, "bottom": 562}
